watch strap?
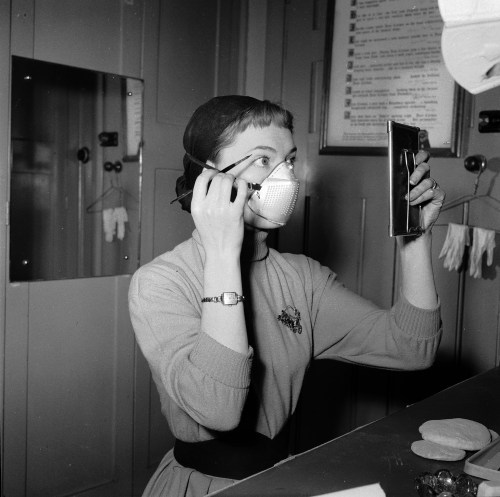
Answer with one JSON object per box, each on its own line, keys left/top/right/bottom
{"left": 201, "top": 292, "right": 245, "bottom": 305}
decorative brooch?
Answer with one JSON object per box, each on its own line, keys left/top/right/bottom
{"left": 277, "top": 305, "right": 302, "bottom": 334}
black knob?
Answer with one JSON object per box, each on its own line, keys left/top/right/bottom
{"left": 77, "top": 146, "right": 90, "bottom": 163}
{"left": 464, "top": 155, "right": 487, "bottom": 173}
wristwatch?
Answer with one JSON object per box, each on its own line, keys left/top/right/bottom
{"left": 201, "top": 292, "right": 245, "bottom": 306}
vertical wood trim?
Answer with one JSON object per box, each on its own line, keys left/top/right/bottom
{"left": 312, "top": 0, "right": 320, "bottom": 31}
{"left": 237, "top": 0, "right": 249, "bottom": 95}
{"left": 214, "top": 0, "right": 222, "bottom": 95}
{"left": 391, "top": 239, "right": 399, "bottom": 306}
{"left": 496, "top": 296, "right": 500, "bottom": 367}
{"left": 350, "top": 197, "right": 368, "bottom": 431}
{"left": 303, "top": 195, "right": 310, "bottom": 257}
{"left": 308, "top": 60, "right": 323, "bottom": 134}
{"left": 121, "top": 0, "right": 145, "bottom": 78}
{"left": 114, "top": 275, "right": 136, "bottom": 495}
{"left": 216, "top": 0, "right": 243, "bottom": 96}
{"left": 455, "top": 201, "right": 470, "bottom": 369}
{"left": 356, "top": 198, "right": 366, "bottom": 295}
{"left": 3, "top": 284, "right": 30, "bottom": 496}
{"left": 138, "top": 0, "right": 160, "bottom": 265}
{"left": 0, "top": 1, "right": 12, "bottom": 492}
{"left": 245, "top": 0, "right": 267, "bottom": 99}
{"left": 263, "top": 0, "right": 286, "bottom": 102}
{"left": 133, "top": 0, "right": 156, "bottom": 488}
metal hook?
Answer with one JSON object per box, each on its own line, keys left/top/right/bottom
{"left": 464, "top": 155, "right": 487, "bottom": 195}
{"left": 104, "top": 161, "right": 123, "bottom": 173}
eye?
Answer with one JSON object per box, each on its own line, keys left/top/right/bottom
{"left": 253, "top": 155, "right": 271, "bottom": 168}
{"left": 286, "top": 156, "right": 296, "bottom": 166}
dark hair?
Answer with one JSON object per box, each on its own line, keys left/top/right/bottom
{"left": 209, "top": 100, "right": 294, "bottom": 161}
{"left": 176, "top": 96, "right": 294, "bottom": 212}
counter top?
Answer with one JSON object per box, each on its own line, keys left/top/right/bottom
{"left": 212, "top": 367, "right": 500, "bottom": 496}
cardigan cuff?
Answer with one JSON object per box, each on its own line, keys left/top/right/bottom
{"left": 394, "top": 291, "right": 441, "bottom": 339}
{"left": 189, "top": 332, "right": 253, "bottom": 389}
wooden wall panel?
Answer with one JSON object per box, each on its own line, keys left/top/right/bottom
{"left": 307, "top": 194, "right": 364, "bottom": 293}
{"left": 3, "top": 284, "right": 30, "bottom": 496}
{"left": 22, "top": 278, "right": 133, "bottom": 496}
{"left": 4, "top": 278, "right": 135, "bottom": 497}
{"left": 153, "top": 168, "right": 195, "bottom": 256}
{"left": 463, "top": 275, "right": 500, "bottom": 373}
{"left": 11, "top": 0, "right": 144, "bottom": 77}
{"left": 35, "top": 1, "right": 119, "bottom": 74}
{"left": 10, "top": 0, "right": 34, "bottom": 57}
{"left": 156, "top": 0, "right": 218, "bottom": 127}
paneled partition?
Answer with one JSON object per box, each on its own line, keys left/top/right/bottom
{"left": 4, "top": 277, "right": 135, "bottom": 496}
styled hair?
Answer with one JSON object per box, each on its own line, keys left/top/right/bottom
{"left": 176, "top": 96, "right": 294, "bottom": 212}
{"left": 209, "top": 100, "right": 294, "bottom": 161}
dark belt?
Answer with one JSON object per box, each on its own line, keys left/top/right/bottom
{"left": 173, "top": 429, "right": 290, "bottom": 480}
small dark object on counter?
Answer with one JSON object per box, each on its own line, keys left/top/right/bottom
{"left": 415, "top": 469, "right": 478, "bottom": 497}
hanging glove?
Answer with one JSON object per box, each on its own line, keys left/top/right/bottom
{"left": 102, "top": 208, "right": 116, "bottom": 243}
{"left": 469, "top": 227, "right": 496, "bottom": 278}
{"left": 438, "top": 223, "right": 470, "bottom": 272}
{"left": 114, "top": 206, "right": 129, "bottom": 240}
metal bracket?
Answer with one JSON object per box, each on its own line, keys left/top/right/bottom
{"left": 478, "top": 111, "right": 500, "bottom": 133}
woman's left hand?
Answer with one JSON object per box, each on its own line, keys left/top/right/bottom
{"left": 406, "top": 150, "right": 446, "bottom": 232}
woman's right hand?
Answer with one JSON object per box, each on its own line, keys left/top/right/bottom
{"left": 191, "top": 168, "right": 248, "bottom": 258}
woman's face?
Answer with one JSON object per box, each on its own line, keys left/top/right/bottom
{"left": 210, "top": 123, "right": 297, "bottom": 229}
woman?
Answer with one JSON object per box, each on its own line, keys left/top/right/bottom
{"left": 129, "top": 95, "right": 444, "bottom": 496}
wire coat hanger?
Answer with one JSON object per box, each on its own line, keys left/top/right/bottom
{"left": 436, "top": 158, "right": 500, "bottom": 233}
{"left": 441, "top": 158, "right": 500, "bottom": 213}
{"left": 86, "top": 171, "right": 138, "bottom": 213}
{"left": 441, "top": 193, "right": 500, "bottom": 213}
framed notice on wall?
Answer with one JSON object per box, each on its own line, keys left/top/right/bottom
{"left": 320, "top": 0, "right": 470, "bottom": 156}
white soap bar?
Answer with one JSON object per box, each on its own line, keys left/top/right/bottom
{"left": 313, "top": 483, "right": 386, "bottom": 497}
{"left": 478, "top": 481, "right": 500, "bottom": 497}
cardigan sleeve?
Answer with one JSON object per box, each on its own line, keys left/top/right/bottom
{"left": 309, "top": 259, "right": 442, "bottom": 370}
{"left": 128, "top": 261, "right": 253, "bottom": 432}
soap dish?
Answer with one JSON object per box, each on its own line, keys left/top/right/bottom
{"left": 464, "top": 436, "right": 500, "bottom": 482}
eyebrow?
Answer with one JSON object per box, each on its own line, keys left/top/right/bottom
{"left": 247, "top": 145, "right": 297, "bottom": 156}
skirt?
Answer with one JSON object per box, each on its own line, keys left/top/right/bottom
{"left": 141, "top": 449, "right": 237, "bottom": 497}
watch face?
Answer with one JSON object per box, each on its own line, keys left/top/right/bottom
{"left": 222, "top": 292, "right": 238, "bottom": 305}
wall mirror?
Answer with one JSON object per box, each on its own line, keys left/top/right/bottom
{"left": 10, "top": 56, "right": 143, "bottom": 282}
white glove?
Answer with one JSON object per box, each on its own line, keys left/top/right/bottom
{"left": 102, "top": 208, "right": 116, "bottom": 243}
{"left": 114, "top": 206, "right": 129, "bottom": 240}
{"left": 438, "top": 223, "right": 470, "bottom": 272}
{"left": 469, "top": 227, "right": 496, "bottom": 278}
